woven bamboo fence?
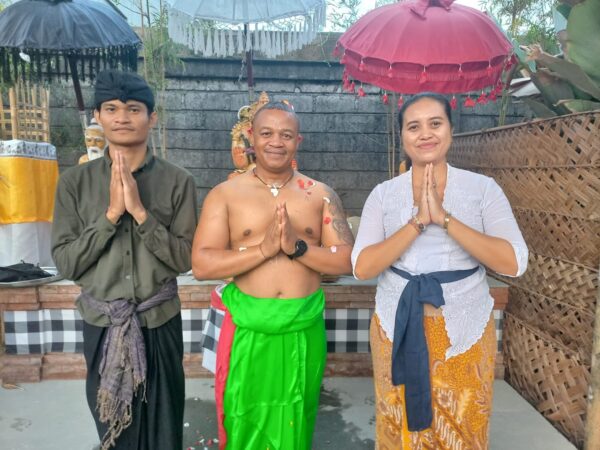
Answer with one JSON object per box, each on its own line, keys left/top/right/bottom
{"left": 449, "top": 111, "right": 600, "bottom": 449}
{"left": 0, "top": 83, "right": 50, "bottom": 142}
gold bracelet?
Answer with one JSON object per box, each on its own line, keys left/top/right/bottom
{"left": 443, "top": 211, "right": 452, "bottom": 231}
{"left": 409, "top": 216, "right": 425, "bottom": 234}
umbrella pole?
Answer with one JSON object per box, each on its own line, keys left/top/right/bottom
{"left": 67, "top": 56, "right": 88, "bottom": 131}
{"left": 244, "top": 24, "right": 255, "bottom": 102}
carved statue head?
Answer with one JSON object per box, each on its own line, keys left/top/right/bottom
{"left": 84, "top": 118, "right": 106, "bottom": 161}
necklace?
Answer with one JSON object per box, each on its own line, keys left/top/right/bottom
{"left": 253, "top": 168, "right": 295, "bottom": 197}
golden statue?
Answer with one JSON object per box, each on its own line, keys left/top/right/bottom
{"left": 228, "top": 91, "right": 270, "bottom": 179}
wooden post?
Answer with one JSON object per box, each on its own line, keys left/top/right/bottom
{"left": 43, "top": 86, "right": 50, "bottom": 143}
{"left": 9, "top": 88, "right": 18, "bottom": 139}
{"left": 584, "top": 264, "right": 600, "bottom": 449}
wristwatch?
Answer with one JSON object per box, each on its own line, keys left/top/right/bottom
{"left": 287, "top": 239, "right": 308, "bottom": 260}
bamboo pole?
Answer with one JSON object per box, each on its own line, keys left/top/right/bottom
{"left": 584, "top": 263, "right": 600, "bottom": 450}
{"left": 9, "top": 88, "right": 18, "bottom": 139}
{"left": 43, "top": 86, "right": 50, "bottom": 143}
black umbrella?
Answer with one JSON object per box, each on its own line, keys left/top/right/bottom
{"left": 0, "top": 0, "right": 140, "bottom": 128}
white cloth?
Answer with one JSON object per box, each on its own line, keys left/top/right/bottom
{"left": 0, "top": 222, "right": 54, "bottom": 266}
{"left": 351, "top": 164, "right": 528, "bottom": 359}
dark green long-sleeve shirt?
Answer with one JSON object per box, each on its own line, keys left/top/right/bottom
{"left": 51, "top": 149, "right": 198, "bottom": 328}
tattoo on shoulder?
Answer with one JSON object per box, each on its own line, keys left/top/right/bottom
{"left": 324, "top": 187, "right": 354, "bottom": 245}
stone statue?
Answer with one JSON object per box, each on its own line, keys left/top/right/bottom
{"left": 78, "top": 118, "right": 106, "bottom": 164}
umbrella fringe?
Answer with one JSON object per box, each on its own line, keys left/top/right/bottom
{"left": 0, "top": 45, "right": 139, "bottom": 86}
{"left": 167, "top": 1, "right": 326, "bottom": 58}
{"left": 0, "top": 49, "right": 8, "bottom": 83}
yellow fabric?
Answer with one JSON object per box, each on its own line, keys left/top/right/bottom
{"left": 0, "top": 156, "right": 58, "bottom": 224}
{"left": 371, "top": 313, "right": 496, "bottom": 450}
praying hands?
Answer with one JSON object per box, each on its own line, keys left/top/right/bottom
{"left": 106, "top": 150, "right": 147, "bottom": 225}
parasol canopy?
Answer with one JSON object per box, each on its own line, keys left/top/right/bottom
{"left": 336, "top": 0, "right": 514, "bottom": 96}
{"left": 168, "top": 0, "right": 326, "bottom": 92}
{"left": 0, "top": 0, "right": 140, "bottom": 126}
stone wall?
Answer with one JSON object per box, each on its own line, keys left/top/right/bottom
{"left": 47, "top": 57, "right": 532, "bottom": 216}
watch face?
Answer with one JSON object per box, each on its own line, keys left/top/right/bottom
{"left": 295, "top": 239, "right": 308, "bottom": 257}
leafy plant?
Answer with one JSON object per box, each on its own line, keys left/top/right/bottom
{"left": 479, "top": 0, "right": 559, "bottom": 54}
{"left": 115, "top": 0, "right": 183, "bottom": 158}
{"left": 518, "top": 0, "right": 600, "bottom": 116}
{"left": 328, "top": 0, "right": 363, "bottom": 31}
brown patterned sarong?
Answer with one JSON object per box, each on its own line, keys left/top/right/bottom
{"left": 371, "top": 313, "right": 496, "bottom": 450}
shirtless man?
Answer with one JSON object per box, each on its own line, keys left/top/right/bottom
{"left": 192, "top": 101, "right": 353, "bottom": 450}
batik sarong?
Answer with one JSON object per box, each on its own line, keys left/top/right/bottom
{"left": 371, "top": 313, "right": 496, "bottom": 450}
{"left": 215, "top": 283, "right": 326, "bottom": 450}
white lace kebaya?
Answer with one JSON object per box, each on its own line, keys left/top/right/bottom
{"left": 351, "top": 164, "right": 528, "bottom": 359}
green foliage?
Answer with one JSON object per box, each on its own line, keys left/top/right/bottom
{"left": 519, "top": 0, "right": 600, "bottom": 116}
{"left": 479, "top": 0, "right": 560, "bottom": 53}
{"left": 127, "top": 0, "right": 183, "bottom": 159}
{"left": 565, "top": 0, "right": 600, "bottom": 84}
{"left": 328, "top": 0, "right": 363, "bottom": 31}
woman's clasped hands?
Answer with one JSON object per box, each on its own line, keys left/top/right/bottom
{"left": 415, "top": 163, "right": 447, "bottom": 227}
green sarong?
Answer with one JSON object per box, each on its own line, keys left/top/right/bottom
{"left": 221, "top": 283, "right": 326, "bottom": 450}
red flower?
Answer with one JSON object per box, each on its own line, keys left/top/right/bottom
{"left": 397, "top": 96, "right": 404, "bottom": 109}
{"left": 477, "top": 92, "right": 488, "bottom": 104}
{"left": 464, "top": 96, "right": 476, "bottom": 108}
{"left": 450, "top": 96, "right": 458, "bottom": 110}
{"left": 358, "top": 86, "right": 366, "bottom": 97}
{"left": 382, "top": 93, "right": 389, "bottom": 105}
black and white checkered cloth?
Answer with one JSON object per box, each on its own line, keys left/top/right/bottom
{"left": 181, "top": 309, "right": 208, "bottom": 353}
{"left": 200, "top": 306, "right": 225, "bottom": 373}
{"left": 3, "top": 308, "right": 505, "bottom": 358}
{"left": 4, "top": 310, "right": 83, "bottom": 354}
{"left": 325, "top": 309, "right": 373, "bottom": 352}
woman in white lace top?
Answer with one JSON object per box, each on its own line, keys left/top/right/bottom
{"left": 352, "top": 93, "right": 527, "bottom": 449}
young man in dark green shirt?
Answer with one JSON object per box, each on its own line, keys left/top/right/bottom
{"left": 51, "top": 70, "right": 198, "bottom": 450}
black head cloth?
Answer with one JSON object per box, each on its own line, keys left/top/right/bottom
{"left": 94, "top": 70, "right": 154, "bottom": 112}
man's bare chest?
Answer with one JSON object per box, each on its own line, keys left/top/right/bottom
{"left": 228, "top": 190, "right": 324, "bottom": 243}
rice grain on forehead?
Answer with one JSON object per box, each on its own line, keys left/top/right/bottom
{"left": 398, "top": 92, "right": 452, "bottom": 131}
{"left": 252, "top": 101, "right": 300, "bottom": 129}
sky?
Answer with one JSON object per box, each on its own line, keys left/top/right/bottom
{"left": 0, "top": 0, "right": 484, "bottom": 30}
{"left": 114, "top": 0, "right": 485, "bottom": 28}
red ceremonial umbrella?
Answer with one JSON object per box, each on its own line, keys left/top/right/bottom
{"left": 336, "top": 0, "right": 514, "bottom": 103}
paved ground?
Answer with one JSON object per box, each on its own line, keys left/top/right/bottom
{"left": 0, "top": 378, "right": 575, "bottom": 450}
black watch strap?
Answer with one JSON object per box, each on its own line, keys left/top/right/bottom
{"left": 287, "top": 239, "right": 308, "bottom": 260}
